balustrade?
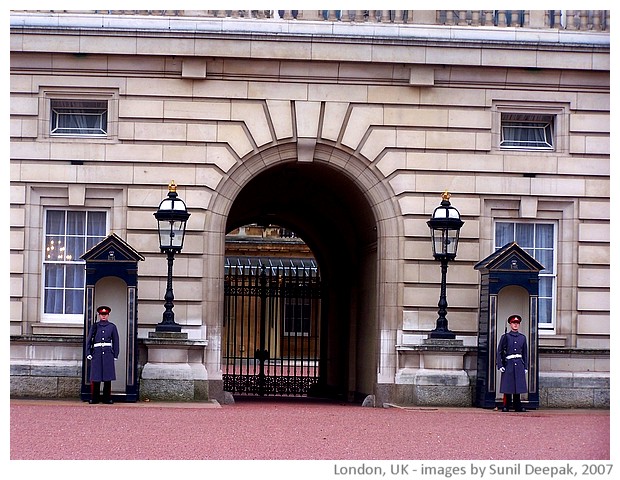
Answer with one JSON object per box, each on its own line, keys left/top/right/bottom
{"left": 13, "top": 10, "right": 610, "bottom": 31}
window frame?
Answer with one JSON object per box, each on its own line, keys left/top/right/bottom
{"left": 40, "top": 89, "right": 118, "bottom": 141}
{"left": 41, "top": 208, "right": 108, "bottom": 323}
{"left": 50, "top": 99, "right": 108, "bottom": 137}
{"left": 500, "top": 113, "right": 555, "bottom": 151}
{"left": 493, "top": 102, "right": 568, "bottom": 154}
{"left": 494, "top": 220, "right": 558, "bottom": 330}
{"left": 283, "top": 296, "right": 312, "bottom": 337}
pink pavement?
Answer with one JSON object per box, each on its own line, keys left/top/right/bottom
{"left": 10, "top": 397, "right": 609, "bottom": 461}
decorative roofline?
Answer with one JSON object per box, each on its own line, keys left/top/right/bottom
{"left": 10, "top": 10, "right": 610, "bottom": 48}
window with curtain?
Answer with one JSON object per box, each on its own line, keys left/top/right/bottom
{"left": 43, "top": 210, "right": 107, "bottom": 321}
{"left": 495, "top": 221, "right": 556, "bottom": 327}
{"left": 500, "top": 113, "right": 554, "bottom": 150}
{"left": 50, "top": 100, "right": 108, "bottom": 136}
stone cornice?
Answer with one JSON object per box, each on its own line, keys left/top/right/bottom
{"left": 10, "top": 13, "right": 610, "bottom": 72}
{"left": 9, "top": 12, "right": 610, "bottom": 45}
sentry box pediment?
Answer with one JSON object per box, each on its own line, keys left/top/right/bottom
{"left": 81, "top": 232, "right": 145, "bottom": 264}
{"left": 474, "top": 242, "right": 544, "bottom": 274}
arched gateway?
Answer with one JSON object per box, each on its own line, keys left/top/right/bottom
{"left": 204, "top": 142, "right": 403, "bottom": 401}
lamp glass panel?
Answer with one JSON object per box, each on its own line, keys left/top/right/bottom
{"left": 158, "top": 219, "right": 186, "bottom": 249}
{"left": 431, "top": 229, "right": 443, "bottom": 256}
{"left": 430, "top": 227, "right": 460, "bottom": 257}
{"left": 170, "top": 219, "right": 186, "bottom": 248}
{"left": 446, "top": 229, "right": 459, "bottom": 255}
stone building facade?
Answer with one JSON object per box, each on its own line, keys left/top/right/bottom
{"left": 10, "top": 10, "right": 610, "bottom": 407}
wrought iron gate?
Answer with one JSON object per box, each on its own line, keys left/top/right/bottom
{"left": 223, "top": 258, "right": 322, "bottom": 396}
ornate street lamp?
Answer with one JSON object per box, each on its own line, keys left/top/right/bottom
{"left": 427, "top": 191, "right": 464, "bottom": 339}
{"left": 154, "top": 181, "right": 190, "bottom": 332}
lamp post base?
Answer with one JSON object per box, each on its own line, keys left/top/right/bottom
{"left": 141, "top": 334, "right": 209, "bottom": 401}
{"left": 428, "top": 329, "right": 456, "bottom": 340}
{"left": 394, "top": 338, "right": 469, "bottom": 406}
{"left": 155, "top": 322, "right": 182, "bottom": 333}
{"left": 149, "top": 330, "right": 187, "bottom": 340}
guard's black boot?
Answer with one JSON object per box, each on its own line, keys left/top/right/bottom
{"left": 514, "top": 396, "right": 526, "bottom": 412}
{"left": 102, "top": 381, "right": 113, "bottom": 404}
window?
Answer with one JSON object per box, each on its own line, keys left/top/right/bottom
{"left": 500, "top": 113, "right": 554, "bottom": 150}
{"left": 495, "top": 221, "right": 556, "bottom": 327}
{"left": 50, "top": 100, "right": 108, "bottom": 136}
{"left": 43, "top": 210, "right": 107, "bottom": 321}
{"left": 284, "top": 297, "right": 311, "bottom": 336}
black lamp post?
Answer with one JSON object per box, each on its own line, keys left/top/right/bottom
{"left": 154, "top": 181, "right": 190, "bottom": 333}
{"left": 427, "top": 191, "right": 464, "bottom": 339}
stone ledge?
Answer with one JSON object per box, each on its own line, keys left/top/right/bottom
{"left": 396, "top": 344, "right": 473, "bottom": 353}
{"left": 140, "top": 378, "right": 195, "bottom": 402}
{"left": 414, "top": 368, "right": 470, "bottom": 387}
{"left": 539, "top": 371, "right": 610, "bottom": 388}
{"left": 540, "top": 386, "right": 609, "bottom": 408}
{"left": 539, "top": 347, "right": 610, "bottom": 356}
{"left": 141, "top": 337, "right": 209, "bottom": 347}
{"left": 414, "top": 385, "right": 473, "bottom": 407}
{"left": 142, "top": 362, "right": 193, "bottom": 380}
{"left": 10, "top": 362, "right": 82, "bottom": 377}
{"left": 10, "top": 375, "right": 81, "bottom": 399}
{"left": 11, "top": 334, "right": 83, "bottom": 344}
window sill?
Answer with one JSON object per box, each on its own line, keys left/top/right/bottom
{"left": 31, "top": 322, "right": 84, "bottom": 336}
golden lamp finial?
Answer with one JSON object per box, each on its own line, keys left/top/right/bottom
{"left": 168, "top": 180, "right": 177, "bottom": 193}
{"left": 442, "top": 191, "right": 451, "bottom": 201}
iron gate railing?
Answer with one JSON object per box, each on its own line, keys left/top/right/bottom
{"left": 223, "top": 258, "right": 322, "bottom": 396}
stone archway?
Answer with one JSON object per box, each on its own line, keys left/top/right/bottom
{"left": 203, "top": 142, "right": 402, "bottom": 402}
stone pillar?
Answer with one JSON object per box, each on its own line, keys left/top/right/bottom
{"left": 140, "top": 331, "right": 210, "bottom": 402}
{"left": 395, "top": 338, "right": 472, "bottom": 407}
{"left": 411, "top": 10, "right": 437, "bottom": 25}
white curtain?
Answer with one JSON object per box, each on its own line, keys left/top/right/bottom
{"left": 501, "top": 114, "right": 551, "bottom": 148}
{"left": 51, "top": 100, "right": 107, "bottom": 135}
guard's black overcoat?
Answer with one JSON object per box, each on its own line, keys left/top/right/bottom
{"left": 496, "top": 330, "right": 528, "bottom": 394}
{"left": 86, "top": 320, "right": 120, "bottom": 382}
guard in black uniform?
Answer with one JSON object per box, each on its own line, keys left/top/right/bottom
{"left": 86, "top": 305, "right": 120, "bottom": 404}
{"left": 496, "top": 314, "right": 528, "bottom": 412}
